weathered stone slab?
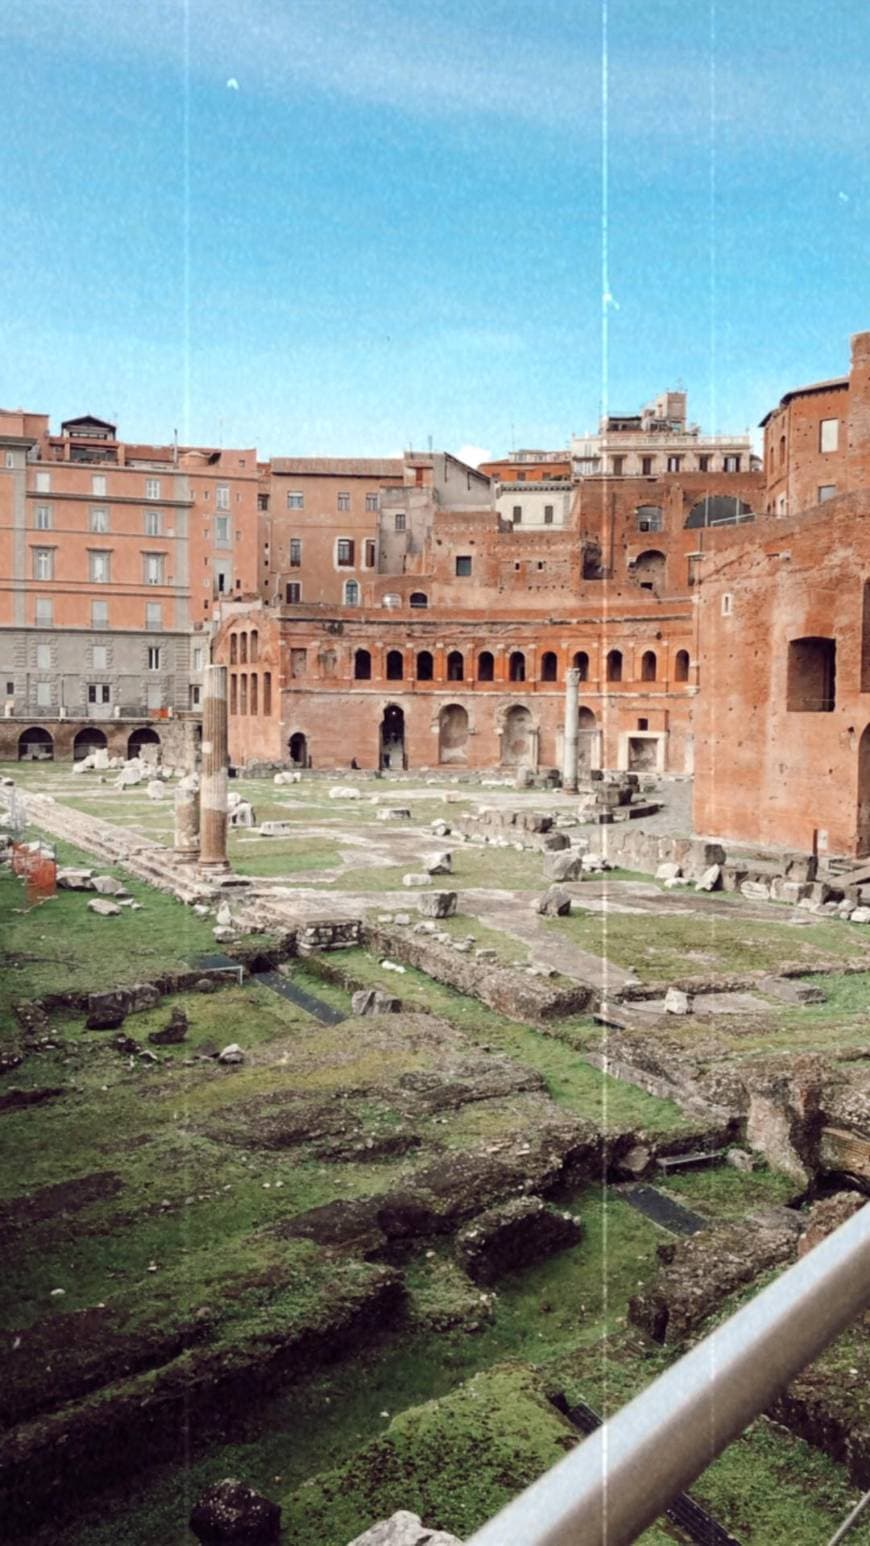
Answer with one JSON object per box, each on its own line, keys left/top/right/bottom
{"left": 346, "top": 1512, "right": 462, "bottom": 1546}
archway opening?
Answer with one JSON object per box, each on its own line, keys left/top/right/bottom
{"left": 354, "top": 649, "right": 372, "bottom": 681}
{"left": 509, "top": 651, "right": 526, "bottom": 683}
{"left": 477, "top": 651, "right": 494, "bottom": 682}
{"left": 73, "top": 727, "right": 108, "bottom": 760}
{"left": 416, "top": 650, "right": 433, "bottom": 681}
{"left": 289, "top": 731, "right": 308, "bottom": 767}
{"left": 127, "top": 727, "right": 161, "bottom": 763}
{"left": 447, "top": 650, "right": 464, "bottom": 682}
{"left": 606, "top": 649, "right": 623, "bottom": 683}
{"left": 540, "top": 651, "right": 558, "bottom": 683}
{"left": 641, "top": 650, "right": 657, "bottom": 682}
{"left": 573, "top": 650, "right": 589, "bottom": 680}
{"left": 577, "top": 706, "right": 597, "bottom": 773}
{"left": 18, "top": 727, "right": 53, "bottom": 762}
{"left": 674, "top": 649, "right": 690, "bottom": 682}
{"left": 633, "top": 550, "right": 666, "bottom": 593}
{"left": 439, "top": 703, "right": 469, "bottom": 764}
{"left": 380, "top": 705, "right": 406, "bottom": 770}
{"left": 409, "top": 592, "right": 428, "bottom": 609}
{"left": 386, "top": 649, "right": 404, "bottom": 681}
{"left": 501, "top": 704, "right": 533, "bottom": 767}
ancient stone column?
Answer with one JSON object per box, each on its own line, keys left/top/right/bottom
{"left": 562, "top": 667, "right": 580, "bottom": 792}
{"left": 174, "top": 770, "right": 200, "bottom": 861}
{"left": 199, "top": 665, "right": 229, "bottom": 868}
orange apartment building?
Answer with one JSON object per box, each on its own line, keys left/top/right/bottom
{"left": 0, "top": 411, "right": 259, "bottom": 763}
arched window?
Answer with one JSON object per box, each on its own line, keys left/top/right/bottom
{"left": 447, "top": 650, "right": 464, "bottom": 681}
{"left": 540, "top": 650, "right": 558, "bottom": 682}
{"left": 386, "top": 649, "right": 404, "bottom": 681}
{"left": 578, "top": 707, "right": 596, "bottom": 729}
{"left": 250, "top": 629, "right": 259, "bottom": 663}
{"left": 573, "top": 650, "right": 589, "bottom": 680}
{"left": 674, "top": 649, "right": 690, "bottom": 682}
{"left": 344, "top": 579, "right": 360, "bottom": 605}
{"left": 685, "top": 496, "right": 753, "bottom": 530}
{"left": 409, "top": 591, "right": 428, "bottom": 609}
{"left": 607, "top": 649, "right": 623, "bottom": 682}
{"left": 509, "top": 651, "right": 526, "bottom": 683}
{"left": 633, "top": 550, "right": 666, "bottom": 592}
{"left": 416, "top": 650, "right": 433, "bottom": 681}
{"left": 354, "top": 648, "right": 371, "bottom": 680}
{"left": 230, "top": 634, "right": 238, "bottom": 665}
{"left": 641, "top": 651, "right": 657, "bottom": 682}
{"left": 477, "top": 650, "right": 494, "bottom": 682}
{"left": 240, "top": 632, "right": 248, "bottom": 664}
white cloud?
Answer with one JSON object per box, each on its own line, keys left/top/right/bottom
{"left": 455, "top": 444, "right": 490, "bottom": 468}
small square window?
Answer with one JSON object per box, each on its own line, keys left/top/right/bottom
{"left": 35, "top": 505, "right": 51, "bottom": 530}
{"left": 147, "top": 646, "right": 161, "bottom": 670}
{"left": 145, "top": 478, "right": 161, "bottom": 499}
{"left": 91, "top": 474, "right": 106, "bottom": 496}
{"left": 90, "top": 507, "right": 109, "bottom": 533}
{"left": 394, "top": 512, "right": 406, "bottom": 533}
{"left": 286, "top": 582, "right": 301, "bottom": 603}
{"left": 455, "top": 555, "right": 472, "bottom": 577}
{"left": 35, "top": 471, "right": 51, "bottom": 493}
{"left": 144, "top": 508, "right": 161, "bottom": 537}
{"left": 89, "top": 550, "right": 110, "bottom": 583}
{"left": 215, "top": 484, "right": 230, "bottom": 510}
{"left": 820, "top": 419, "right": 839, "bottom": 453}
{"left": 818, "top": 484, "right": 837, "bottom": 503}
{"left": 338, "top": 492, "right": 350, "bottom": 511}
{"left": 337, "top": 538, "right": 355, "bottom": 566}
{"left": 287, "top": 491, "right": 303, "bottom": 509}
{"left": 365, "top": 492, "right": 379, "bottom": 511}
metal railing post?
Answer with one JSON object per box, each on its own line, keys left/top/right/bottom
{"left": 468, "top": 1203, "right": 870, "bottom": 1546}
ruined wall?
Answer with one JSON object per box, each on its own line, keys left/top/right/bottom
{"left": 693, "top": 492, "right": 870, "bottom": 857}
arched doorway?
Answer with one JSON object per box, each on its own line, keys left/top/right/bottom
{"left": 380, "top": 705, "right": 406, "bottom": 770}
{"left": 18, "top": 727, "right": 53, "bottom": 762}
{"left": 501, "top": 705, "right": 534, "bottom": 768}
{"left": 127, "top": 727, "right": 161, "bottom": 763}
{"left": 73, "top": 727, "right": 107, "bottom": 760}
{"left": 577, "top": 707, "right": 597, "bottom": 774}
{"left": 858, "top": 727, "right": 870, "bottom": 856}
{"left": 438, "top": 703, "right": 468, "bottom": 763}
{"left": 289, "top": 732, "right": 308, "bottom": 767}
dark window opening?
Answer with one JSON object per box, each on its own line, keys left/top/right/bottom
{"left": 509, "top": 651, "right": 526, "bottom": 683}
{"left": 606, "top": 649, "right": 623, "bottom": 682}
{"left": 416, "top": 650, "right": 434, "bottom": 681}
{"left": 573, "top": 650, "right": 589, "bottom": 680}
{"left": 455, "top": 555, "right": 472, "bottom": 577}
{"left": 674, "top": 649, "right": 690, "bottom": 682}
{"left": 447, "top": 650, "right": 464, "bottom": 681}
{"left": 477, "top": 650, "right": 494, "bottom": 682}
{"left": 786, "top": 636, "right": 836, "bottom": 712}
{"left": 540, "top": 650, "right": 558, "bottom": 682}
{"left": 354, "top": 648, "right": 372, "bottom": 681}
{"left": 386, "top": 649, "right": 404, "bottom": 681}
{"left": 641, "top": 650, "right": 657, "bottom": 682}
{"left": 409, "top": 591, "right": 428, "bottom": 608}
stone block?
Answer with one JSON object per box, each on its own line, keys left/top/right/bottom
{"left": 218, "top": 1044, "right": 245, "bottom": 1065}
{"left": 402, "top": 873, "right": 431, "bottom": 887}
{"left": 346, "top": 1512, "right": 462, "bottom": 1546}
{"left": 377, "top": 807, "right": 412, "bottom": 821}
{"left": 146, "top": 780, "right": 165, "bottom": 801}
{"left": 57, "top": 868, "right": 94, "bottom": 891}
{"left": 695, "top": 864, "right": 721, "bottom": 892}
{"left": 540, "top": 832, "right": 570, "bottom": 851}
{"left": 455, "top": 1195, "right": 583, "bottom": 1284}
{"left": 190, "top": 1478, "right": 280, "bottom": 1544}
{"left": 741, "top": 880, "right": 771, "bottom": 901}
{"left": 534, "top": 886, "right": 572, "bottom": 917}
{"left": 664, "top": 987, "right": 691, "bottom": 1015}
{"left": 656, "top": 862, "right": 682, "bottom": 881}
{"left": 258, "top": 821, "right": 292, "bottom": 838}
{"left": 851, "top": 907, "right": 870, "bottom": 924}
{"left": 92, "top": 875, "right": 125, "bottom": 896}
{"left": 423, "top": 851, "right": 452, "bottom": 875}
{"left": 329, "top": 786, "right": 361, "bottom": 800}
{"left": 545, "top": 851, "right": 585, "bottom": 882}
{"left": 417, "top": 891, "right": 458, "bottom": 919}
{"left": 87, "top": 898, "right": 121, "bottom": 917}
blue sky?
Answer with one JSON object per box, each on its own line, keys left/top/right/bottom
{"left": 3, "top": 0, "right": 869, "bottom": 461}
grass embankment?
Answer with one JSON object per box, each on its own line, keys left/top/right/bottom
{"left": 548, "top": 907, "right": 870, "bottom": 980}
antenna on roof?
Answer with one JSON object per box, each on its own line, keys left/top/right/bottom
{"left": 428, "top": 434, "right": 433, "bottom": 454}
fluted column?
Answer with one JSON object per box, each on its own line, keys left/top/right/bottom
{"left": 562, "top": 667, "right": 580, "bottom": 792}
{"left": 199, "top": 665, "right": 229, "bottom": 868}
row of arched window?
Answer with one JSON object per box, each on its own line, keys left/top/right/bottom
{"left": 353, "top": 647, "right": 690, "bottom": 684}
{"left": 229, "top": 629, "right": 259, "bottom": 665}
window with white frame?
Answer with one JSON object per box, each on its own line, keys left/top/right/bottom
{"left": 35, "top": 598, "right": 53, "bottom": 625}
{"left": 146, "top": 601, "right": 163, "bottom": 629}
{"left": 4, "top": 451, "right": 14, "bottom": 469}
{"left": 145, "top": 478, "right": 161, "bottom": 499}
{"left": 215, "top": 484, "right": 230, "bottom": 510}
{"left": 287, "top": 491, "right": 303, "bottom": 509}
{"left": 93, "top": 644, "right": 108, "bottom": 670}
{"left": 143, "top": 552, "right": 164, "bottom": 585}
{"left": 820, "top": 419, "right": 839, "bottom": 453}
{"left": 215, "top": 515, "right": 230, "bottom": 544}
{"left": 90, "top": 507, "right": 109, "bottom": 533}
{"left": 33, "top": 547, "right": 53, "bottom": 580}
{"left": 91, "top": 599, "right": 108, "bottom": 628}
{"left": 147, "top": 646, "right": 161, "bottom": 671}
{"left": 337, "top": 538, "right": 355, "bottom": 566}
{"left": 89, "top": 550, "right": 111, "bottom": 583}
{"left": 35, "top": 505, "right": 51, "bottom": 530}
{"left": 365, "top": 492, "right": 379, "bottom": 511}
{"left": 35, "top": 471, "right": 50, "bottom": 493}
{"left": 91, "top": 473, "right": 107, "bottom": 496}
{"left": 343, "top": 579, "right": 359, "bottom": 605}
{"left": 337, "top": 491, "right": 350, "bottom": 511}
{"left": 192, "top": 646, "right": 203, "bottom": 671}
{"left": 289, "top": 537, "right": 302, "bottom": 566}
{"left": 190, "top": 684, "right": 201, "bottom": 707}
{"left": 394, "top": 512, "right": 406, "bottom": 533}
{"left": 144, "top": 508, "right": 161, "bottom": 537}
{"left": 88, "top": 683, "right": 110, "bottom": 704}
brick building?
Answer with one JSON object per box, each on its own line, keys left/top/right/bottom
{"left": 694, "top": 331, "right": 870, "bottom": 858}
{"left": 0, "top": 411, "right": 258, "bottom": 763}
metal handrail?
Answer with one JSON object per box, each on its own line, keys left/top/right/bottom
{"left": 467, "top": 1203, "right": 870, "bottom": 1546}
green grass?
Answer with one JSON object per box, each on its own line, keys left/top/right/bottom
{"left": 227, "top": 834, "right": 344, "bottom": 877}
{"left": 295, "top": 953, "right": 693, "bottom": 1135}
{"left": 548, "top": 908, "right": 870, "bottom": 981}
{"left": 654, "top": 1162, "right": 799, "bottom": 1218}
{"left": 0, "top": 835, "right": 220, "bottom": 1034}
